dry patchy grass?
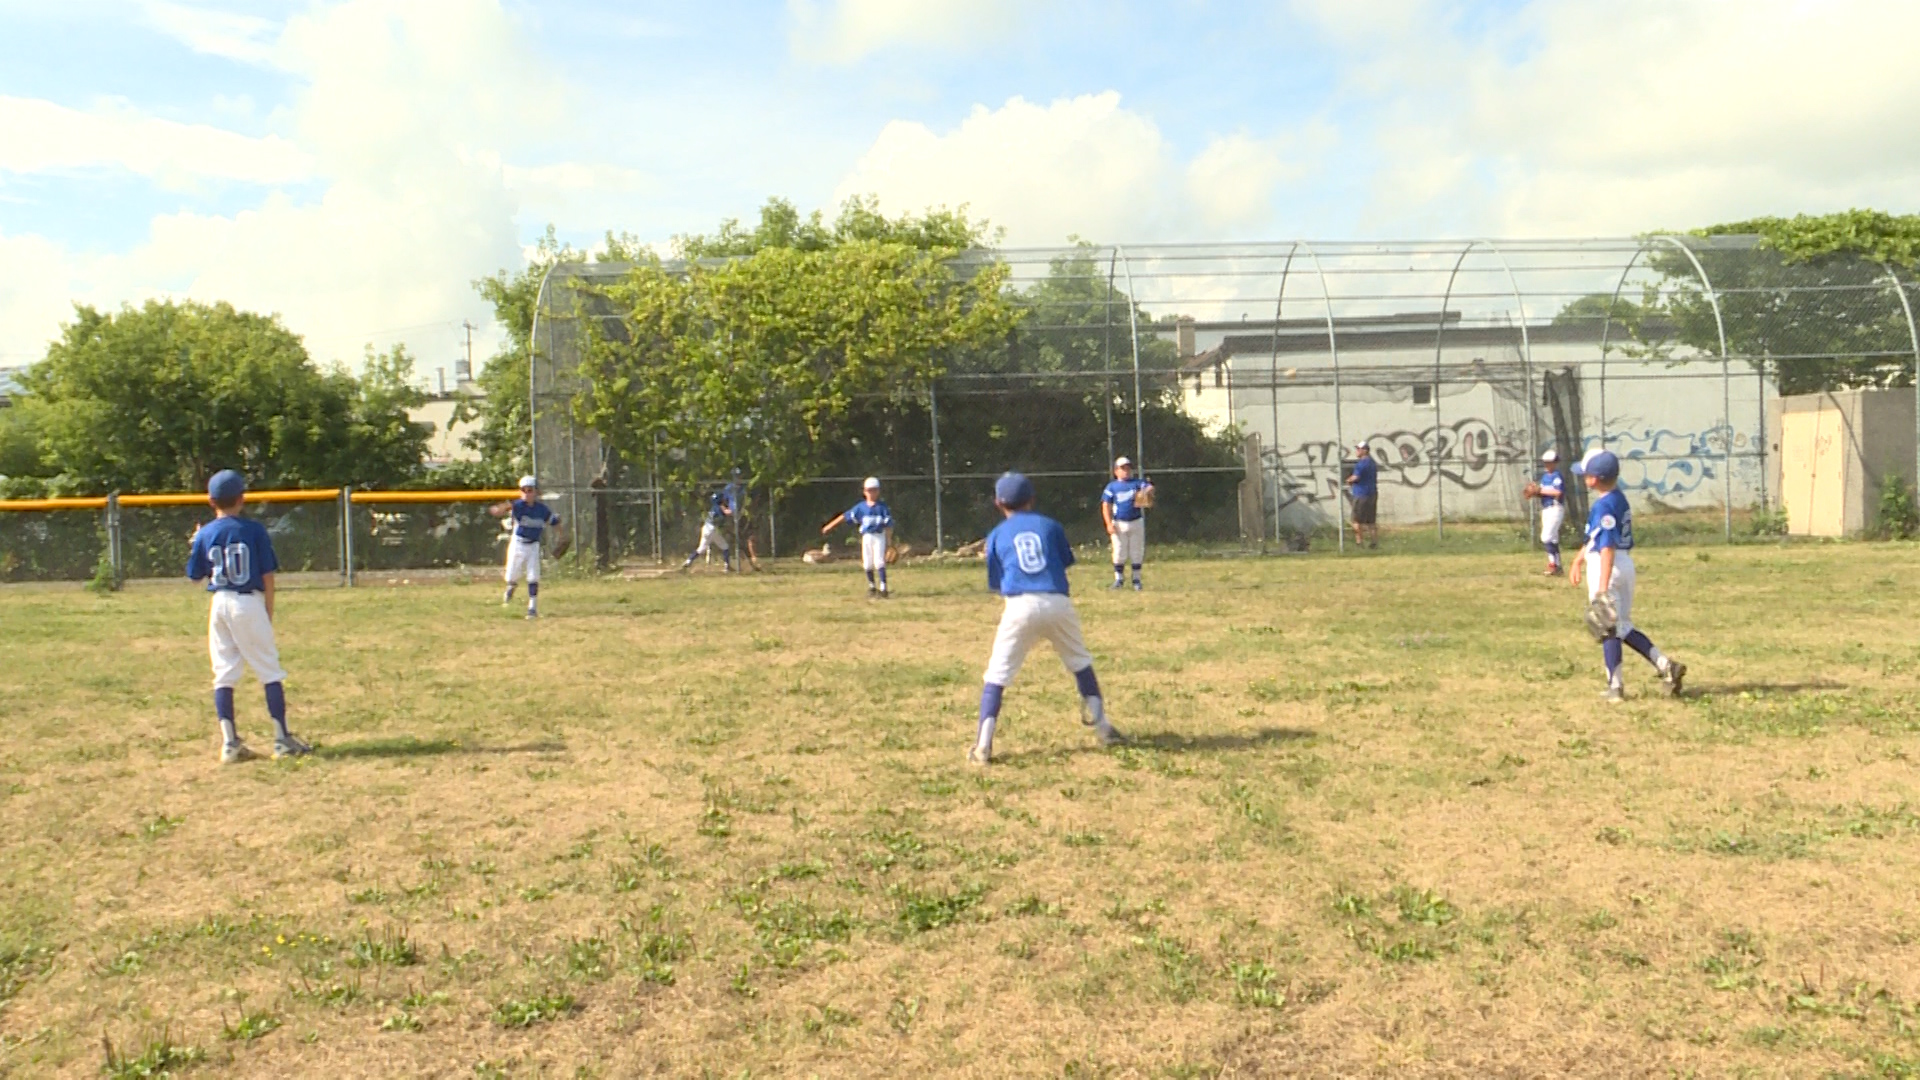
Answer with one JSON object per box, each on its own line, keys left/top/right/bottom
{"left": 2, "top": 543, "right": 1919, "bottom": 1078}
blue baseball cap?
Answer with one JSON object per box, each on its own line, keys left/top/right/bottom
{"left": 1575, "top": 449, "right": 1620, "bottom": 481}
{"left": 994, "top": 472, "right": 1034, "bottom": 506}
{"left": 207, "top": 469, "right": 246, "bottom": 502}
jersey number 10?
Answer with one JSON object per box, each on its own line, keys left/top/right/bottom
{"left": 210, "top": 544, "right": 252, "bottom": 588}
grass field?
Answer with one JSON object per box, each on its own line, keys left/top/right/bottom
{"left": 2, "top": 541, "right": 1919, "bottom": 1078}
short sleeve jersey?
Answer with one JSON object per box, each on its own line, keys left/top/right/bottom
{"left": 1585, "top": 489, "right": 1634, "bottom": 551}
{"left": 705, "top": 490, "right": 730, "bottom": 526}
{"left": 1538, "top": 469, "right": 1565, "bottom": 507}
{"left": 1102, "top": 478, "right": 1150, "bottom": 522}
{"left": 845, "top": 500, "right": 893, "bottom": 535}
{"left": 508, "top": 499, "right": 559, "bottom": 543}
{"left": 1349, "top": 456, "right": 1378, "bottom": 499}
{"left": 186, "top": 516, "right": 279, "bottom": 594}
{"left": 985, "top": 511, "right": 1075, "bottom": 597}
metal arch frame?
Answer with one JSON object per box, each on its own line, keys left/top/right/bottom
{"left": 1297, "top": 242, "right": 1346, "bottom": 554}
{"left": 1430, "top": 240, "right": 1540, "bottom": 542}
{"left": 1650, "top": 235, "right": 1734, "bottom": 542}
{"left": 1594, "top": 248, "right": 1651, "bottom": 452}
{"left": 1103, "top": 248, "right": 1120, "bottom": 470}
{"left": 1268, "top": 242, "right": 1300, "bottom": 545}
{"left": 1115, "top": 247, "right": 1146, "bottom": 471}
{"left": 1878, "top": 264, "right": 1920, "bottom": 499}
{"left": 527, "top": 262, "right": 558, "bottom": 482}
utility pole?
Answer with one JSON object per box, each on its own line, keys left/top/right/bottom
{"left": 462, "top": 320, "right": 475, "bottom": 379}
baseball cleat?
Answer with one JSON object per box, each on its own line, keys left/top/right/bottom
{"left": 525, "top": 609, "right": 538, "bottom": 619}
{"left": 966, "top": 745, "right": 991, "bottom": 768}
{"left": 1095, "top": 723, "right": 1128, "bottom": 747}
{"left": 221, "top": 741, "right": 257, "bottom": 765}
{"left": 1132, "top": 581, "right": 1143, "bottom": 592}
{"left": 1663, "top": 660, "right": 1687, "bottom": 697}
{"left": 1109, "top": 579, "right": 1124, "bottom": 589}
{"left": 273, "top": 734, "right": 312, "bottom": 759}
{"left": 1603, "top": 685, "right": 1624, "bottom": 704}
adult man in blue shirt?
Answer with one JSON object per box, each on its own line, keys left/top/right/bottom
{"left": 1345, "top": 441, "right": 1379, "bottom": 548}
{"left": 970, "top": 473, "right": 1125, "bottom": 766}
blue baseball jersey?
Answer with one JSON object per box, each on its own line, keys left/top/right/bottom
{"left": 1585, "top": 488, "right": 1634, "bottom": 551}
{"left": 1349, "top": 456, "right": 1378, "bottom": 498}
{"left": 1538, "top": 469, "right": 1565, "bottom": 507}
{"left": 1102, "top": 478, "right": 1151, "bottom": 522}
{"left": 508, "top": 499, "right": 560, "bottom": 543}
{"left": 705, "top": 490, "right": 731, "bottom": 525}
{"left": 844, "top": 500, "right": 893, "bottom": 535}
{"left": 186, "top": 516, "right": 279, "bottom": 594}
{"left": 985, "top": 511, "right": 1075, "bottom": 597}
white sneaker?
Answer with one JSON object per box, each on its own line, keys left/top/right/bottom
{"left": 1094, "top": 722, "right": 1128, "bottom": 747}
{"left": 966, "top": 745, "right": 991, "bottom": 768}
{"left": 221, "top": 741, "right": 257, "bottom": 765}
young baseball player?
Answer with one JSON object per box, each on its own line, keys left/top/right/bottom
{"left": 1528, "top": 449, "right": 1567, "bottom": 575}
{"left": 970, "top": 472, "right": 1125, "bottom": 766}
{"left": 186, "top": 470, "right": 310, "bottom": 763}
{"left": 1101, "top": 456, "right": 1153, "bottom": 590}
{"left": 1345, "top": 441, "right": 1379, "bottom": 548}
{"left": 680, "top": 484, "right": 735, "bottom": 573}
{"left": 489, "top": 476, "right": 563, "bottom": 618}
{"left": 1568, "top": 449, "right": 1687, "bottom": 702}
{"left": 821, "top": 477, "right": 893, "bottom": 598}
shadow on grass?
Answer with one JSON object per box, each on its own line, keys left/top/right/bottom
{"left": 317, "top": 737, "right": 567, "bottom": 760}
{"left": 1134, "top": 727, "right": 1317, "bottom": 753}
{"left": 1687, "top": 680, "right": 1847, "bottom": 699}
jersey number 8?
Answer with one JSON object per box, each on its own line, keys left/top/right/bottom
{"left": 1012, "top": 532, "right": 1047, "bottom": 574}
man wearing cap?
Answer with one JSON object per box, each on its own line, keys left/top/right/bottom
{"left": 490, "top": 476, "right": 564, "bottom": 618}
{"left": 1526, "top": 449, "right": 1568, "bottom": 575}
{"left": 1345, "top": 441, "right": 1379, "bottom": 548}
{"left": 1569, "top": 448, "right": 1686, "bottom": 701}
{"left": 1101, "top": 456, "right": 1154, "bottom": 591}
{"left": 821, "top": 476, "right": 894, "bottom": 598}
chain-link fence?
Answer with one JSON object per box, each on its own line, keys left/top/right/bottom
{"left": 528, "top": 235, "right": 1920, "bottom": 558}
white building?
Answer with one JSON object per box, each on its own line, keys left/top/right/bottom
{"left": 1170, "top": 311, "right": 1775, "bottom": 531}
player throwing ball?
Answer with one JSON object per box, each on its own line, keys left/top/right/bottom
{"left": 1101, "top": 456, "right": 1153, "bottom": 590}
{"left": 969, "top": 472, "right": 1125, "bottom": 767}
{"left": 1524, "top": 449, "right": 1567, "bottom": 575}
{"left": 821, "top": 477, "right": 893, "bottom": 598}
{"left": 1568, "top": 449, "right": 1686, "bottom": 702}
{"left": 187, "top": 470, "right": 311, "bottom": 763}
{"left": 490, "top": 476, "right": 564, "bottom": 618}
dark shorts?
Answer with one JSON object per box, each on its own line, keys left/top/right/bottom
{"left": 1351, "top": 495, "right": 1377, "bottom": 525}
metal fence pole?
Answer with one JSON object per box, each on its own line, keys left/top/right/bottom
{"left": 1595, "top": 248, "right": 1648, "bottom": 453}
{"left": 1483, "top": 241, "right": 1538, "bottom": 546}
{"left": 769, "top": 489, "right": 777, "bottom": 559}
{"left": 929, "top": 379, "right": 945, "bottom": 551}
{"left": 106, "top": 492, "right": 123, "bottom": 590}
{"left": 1117, "top": 247, "right": 1145, "bottom": 469}
{"left": 1432, "top": 242, "right": 1478, "bottom": 541}
{"left": 341, "top": 486, "right": 355, "bottom": 587}
{"left": 1300, "top": 242, "right": 1345, "bottom": 553}
{"left": 1104, "top": 250, "right": 1118, "bottom": 468}
{"left": 1270, "top": 244, "right": 1298, "bottom": 546}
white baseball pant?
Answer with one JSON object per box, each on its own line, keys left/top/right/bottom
{"left": 1583, "top": 548, "right": 1636, "bottom": 638}
{"left": 209, "top": 591, "right": 286, "bottom": 689}
{"left": 983, "top": 593, "right": 1094, "bottom": 686}
{"left": 1539, "top": 504, "right": 1565, "bottom": 544}
{"left": 1109, "top": 518, "right": 1145, "bottom": 565}
{"left": 503, "top": 538, "right": 542, "bottom": 584}
{"left": 861, "top": 532, "right": 889, "bottom": 571}
{"left": 695, "top": 521, "right": 729, "bottom": 555}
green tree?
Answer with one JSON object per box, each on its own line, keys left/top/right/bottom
{"left": 1650, "top": 210, "right": 1920, "bottom": 394}
{"left": 23, "top": 299, "right": 428, "bottom": 493}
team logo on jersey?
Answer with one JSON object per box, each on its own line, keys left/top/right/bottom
{"left": 1012, "top": 532, "right": 1047, "bottom": 573}
{"left": 1600, "top": 514, "right": 1617, "bottom": 530}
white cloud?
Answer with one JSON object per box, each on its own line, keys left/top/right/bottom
{"left": 788, "top": 0, "right": 1030, "bottom": 64}
{"left": 837, "top": 93, "right": 1323, "bottom": 244}
{"left": 0, "top": 95, "right": 311, "bottom": 187}
{"left": 136, "top": 0, "right": 280, "bottom": 66}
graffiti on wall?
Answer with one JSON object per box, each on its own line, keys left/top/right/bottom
{"left": 1265, "top": 418, "right": 1525, "bottom": 513}
{"left": 1585, "top": 425, "right": 1749, "bottom": 499}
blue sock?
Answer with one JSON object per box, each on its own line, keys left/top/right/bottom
{"left": 264, "top": 681, "right": 290, "bottom": 740}
{"left": 1622, "top": 629, "right": 1665, "bottom": 668}
{"left": 865, "top": 570, "right": 876, "bottom": 588}
{"left": 214, "top": 687, "right": 237, "bottom": 745}
{"left": 878, "top": 568, "right": 888, "bottom": 592}
{"left": 527, "top": 582, "right": 539, "bottom": 602}
{"left": 1131, "top": 564, "right": 1142, "bottom": 582}
{"left": 1603, "top": 638, "right": 1623, "bottom": 683}
{"left": 977, "top": 683, "right": 1005, "bottom": 749}
{"left": 1113, "top": 563, "right": 1123, "bottom": 580}
{"left": 1074, "top": 666, "right": 1102, "bottom": 699}
{"left": 1546, "top": 542, "right": 1561, "bottom": 565}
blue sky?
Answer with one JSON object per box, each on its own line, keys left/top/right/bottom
{"left": 1, "top": 0, "right": 1915, "bottom": 371}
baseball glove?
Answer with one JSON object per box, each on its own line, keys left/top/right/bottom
{"left": 1134, "top": 484, "right": 1156, "bottom": 509}
{"left": 1523, "top": 481, "right": 1541, "bottom": 498}
{"left": 548, "top": 533, "right": 572, "bottom": 558}
{"left": 1583, "top": 593, "right": 1619, "bottom": 641}
{"left": 885, "top": 544, "right": 900, "bottom": 565}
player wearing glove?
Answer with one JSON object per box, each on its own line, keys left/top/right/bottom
{"left": 1529, "top": 449, "right": 1567, "bottom": 575}
{"left": 821, "top": 477, "right": 894, "bottom": 598}
{"left": 490, "top": 476, "right": 563, "bottom": 619}
{"left": 1568, "top": 450, "right": 1686, "bottom": 702}
{"left": 1101, "top": 456, "right": 1153, "bottom": 591}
